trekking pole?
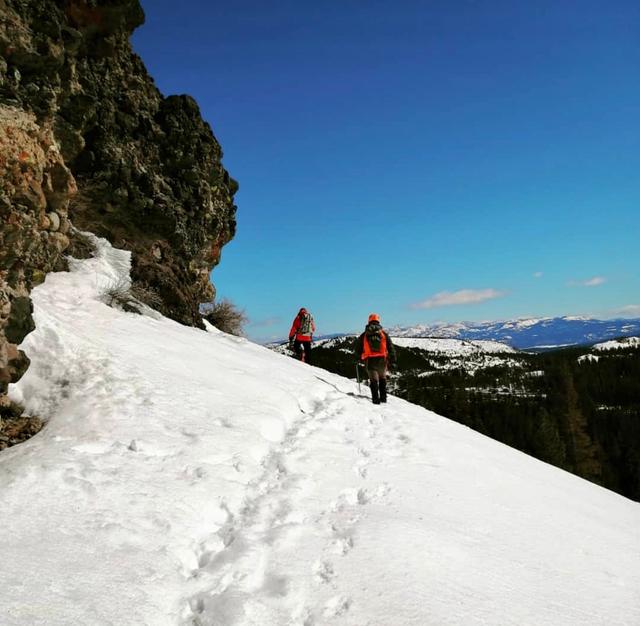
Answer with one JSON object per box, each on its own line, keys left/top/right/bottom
{"left": 355, "top": 363, "right": 361, "bottom": 394}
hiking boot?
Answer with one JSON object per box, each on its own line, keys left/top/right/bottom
{"left": 370, "top": 380, "right": 380, "bottom": 404}
{"left": 379, "top": 378, "right": 387, "bottom": 403}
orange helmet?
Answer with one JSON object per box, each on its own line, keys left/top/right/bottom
{"left": 368, "top": 313, "right": 380, "bottom": 323}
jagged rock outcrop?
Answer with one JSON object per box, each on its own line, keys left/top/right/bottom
{"left": 0, "top": 104, "right": 75, "bottom": 399}
{"left": 0, "top": 0, "right": 237, "bottom": 404}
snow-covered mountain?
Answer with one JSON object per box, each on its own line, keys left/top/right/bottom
{"left": 391, "top": 336, "right": 516, "bottom": 355}
{"left": 2, "top": 238, "right": 639, "bottom": 625}
{"left": 576, "top": 336, "right": 640, "bottom": 363}
{"left": 273, "top": 336, "right": 515, "bottom": 357}
{"left": 592, "top": 336, "right": 640, "bottom": 351}
{"left": 275, "top": 335, "right": 520, "bottom": 377}
{"left": 391, "top": 316, "right": 640, "bottom": 349}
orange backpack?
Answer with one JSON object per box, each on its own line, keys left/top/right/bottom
{"left": 361, "top": 327, "right": 387, "bottom": 359}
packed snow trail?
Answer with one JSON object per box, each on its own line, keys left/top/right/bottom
{"left": 1, "top": 238, "right": 639, "bottom": 625}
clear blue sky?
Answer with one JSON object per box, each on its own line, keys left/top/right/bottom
{"left": 133, "top": 0, "right": 640, "bottom": 341}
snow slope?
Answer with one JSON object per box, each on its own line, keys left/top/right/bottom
{"left": 2, "top": 238, "right": 639, "bottom": 626}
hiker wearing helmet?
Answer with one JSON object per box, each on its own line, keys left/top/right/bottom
{"left": 354, "top": 313, "right": 396, "bottom": 404}
{"left": 288, "top": 308, "right": 315, "bottom": 363}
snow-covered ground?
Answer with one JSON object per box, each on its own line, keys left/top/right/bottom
{"left": 416, "top": 354, "right": 523, "bottom": 376}
{"left": 391, "top": 337, "right": 515, "bottom": 355}
{"left": 390, "top": 337, "right": 520, "bottom": 375}
{"left": 593, "top": 336, "right": 640, "bottom": 351}
{"left": 2, "top": 238, "right": 639, "bottom": 626}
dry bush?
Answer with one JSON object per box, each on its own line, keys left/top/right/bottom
{"left": 202, "top": 298, "right": 247, "bottom": 336}
{"left": 130, "top": 283, "right": 163, "bottom": 309}
{"left": 66, "top": 227, "right": 97, "bottom": 260}
{"left": 102, "top": 277, "right": 161, "bottom": 314}
{"left": 103, "top": 277, "right": 136, "bottom": 310}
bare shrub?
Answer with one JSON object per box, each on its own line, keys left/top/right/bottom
{"left": 202, "top": 298, "right": 247, "bottom": 336}
{"left": 66, "top": 227, "right": 96, "bottom": 260}
{"left": 130, "top": 283, "right": 163, "bottom": 309}
{"left": 102, "top": 277, "right": 163, "bottom": 314}
{"left": 103, "top": 277, "right": 136, "bottom": 310}
{"left": 102, "top": 276, "right": 158, "bottom": 313}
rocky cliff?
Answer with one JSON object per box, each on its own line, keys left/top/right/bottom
{"left": 0, "top": 0, "right": 237, "bottom": 406}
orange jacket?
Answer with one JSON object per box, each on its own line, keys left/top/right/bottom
{"left": 355, "top": 323, "right": 396, "bottom": 362}
{"left": 361, "top": 331, "right": 387, "bottom": 359}
{"left": 289, "top": 311, "right": 315, "bottom": 341}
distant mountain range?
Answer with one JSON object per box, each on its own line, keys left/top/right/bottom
{"left": 388, "top": 316, "right": 640, "bottom": 350}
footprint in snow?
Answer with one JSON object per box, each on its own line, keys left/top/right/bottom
{"left": 331, "top": 488, "right": 369, "bottom": 509}
{"left": 190, "top": 596, "right": 205, "bottom": 615}
{"left": 324, "top": 595, "right": 351, "bottom": 617}
{"left": 312, "top": 560, "right": 335, "bottom": 584}
{"left": 183, "top": 465, "right": 206, "bottom": 481}
{"left": 195, "top": 532, "right": 230, "bottom": 569}
{"left": 290, "top": 606, "right": 315, "bottom": 626}
{"left": 353, "top": 462, "right": 368, "bottom": 479}
{"left": 331, "top": 535, "right": 354, "bottom": 556}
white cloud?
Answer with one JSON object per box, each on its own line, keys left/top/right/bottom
{"left": 533, "top": 272, "right": 543, "bottom": 278}
{"left": 410, "top": 288, "right": 506, "bottom": 310}
{"left": 568, "top": 276, "right": 606, "bottom": 288}
{"left": 616, "top": 304, "right": 640, "bottom": 317}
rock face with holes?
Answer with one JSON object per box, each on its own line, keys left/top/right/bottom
{"left": 0, "top": 104, "right": 75, "bottom": 400}
{"left": 0, "top": 0, "right": 237, "bottom": 406}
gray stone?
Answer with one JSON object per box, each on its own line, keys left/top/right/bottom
{"left": 4, "top": 297, "right": 35, "bottom": 345}
{"left": 48, "top": 212, "right": 60, "bottom": 231}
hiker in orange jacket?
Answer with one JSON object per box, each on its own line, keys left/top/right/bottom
{"left": 354, "top": 313, "right": 396, "bottom": 404}
{"left": 289, "top": 308, "right": 315, "bottom": 363}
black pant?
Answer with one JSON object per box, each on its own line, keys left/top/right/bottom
{"left": 369, "top": 377, "right": 387, "bottom": 404}
{"left": 294, "top": 340, "right": 312, "bottom": 363}
{"left": 366, "top": 357, "right": 387, "bottom": 403}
